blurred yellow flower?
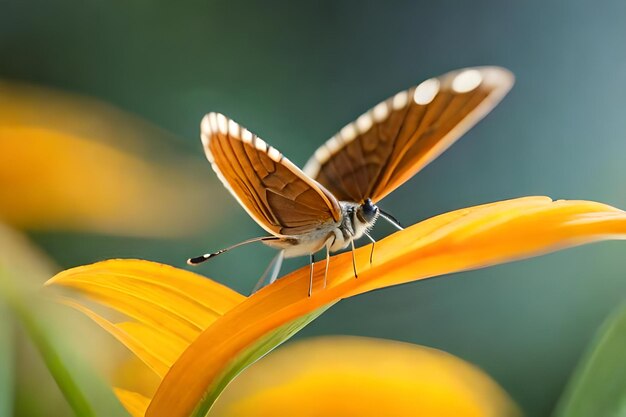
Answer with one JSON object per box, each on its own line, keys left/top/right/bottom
{"left": 211, "top": 336, "right": 521, "bottom": 417}
{"left": 48, "top": 196, "right": 626, "bottom": 417}
{"left": 0, "top": 79, "right": 220, "bottom": 236}
{"left": 0, "top": 79, "right": 224, "bottom": 416}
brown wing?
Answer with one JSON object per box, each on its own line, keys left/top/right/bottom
{"left": 303, "top": 66, "right": 514, "bottom": 203}
{"left": 201, "top": 113, "right": 341, "bottom": 236}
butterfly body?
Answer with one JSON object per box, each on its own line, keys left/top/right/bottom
{"left": 261, "top": 199, "right": 379, "bottom": 257}
{"left": 191, "top": 66, "right": 515, "bottom": 295}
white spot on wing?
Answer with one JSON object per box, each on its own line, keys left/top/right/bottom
{"left": 480, "top": 67, "right": 515, "bottom": 90}
{"left": 200, "top": 114, "right": 212, "bottom": 146}
{"left": 267, "top": 146, "right": 281, "bottom": 161}
{"left": 216, "top": 113, "right": 228, "bottom": 134}
{"left": 372, "top": 102, "right": 389, "bottom": 122}
{"left": 208, "top": 113, "right": 218, "bottom": 131}
{"left": 325, "top": 136, "right": 341, "bottom": 153}
{"left": 355, "top": 113, "right": 373, "bottom": 133}
{"left": 201, "top": 114, "right": 212, "bottom": 134}
{"left": 339, "top": 124, "right": 357, "bottom": 142}
{"left": 314, "top": 146, "right": 331, "bottom": 163}
{"left": 452, "top": 69, "right": 482, "bottom": 93}
{"left": 392, "top": 90, "right": 409, "bottom": 109}
{"left": 250, "top": 135, "right": 267, "bottom": 152}
{"left": 241, "top": 128, "right": 253, "bottom": 143}
{"left": 413, "top": 78, "right": 440, "bottom": 105}
{"left": 228, "top": 119, "right": 239, "bottom": 137}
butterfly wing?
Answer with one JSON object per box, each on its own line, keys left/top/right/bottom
{"left": 303, "top": 66, "right": 514, "bottom": 203}
{"left": 201, "top": 113, "right": 341, "bottom": 236}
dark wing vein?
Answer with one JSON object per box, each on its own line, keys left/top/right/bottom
{"left": 303, "top": 66, "right": 514, "bottom": 203}
{"left": 201, "top": 113, "right": 341, "bottom": 236}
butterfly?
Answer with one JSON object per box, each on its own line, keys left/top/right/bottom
{"left": 188, "top": 66, "right": 514, "bottom": 296}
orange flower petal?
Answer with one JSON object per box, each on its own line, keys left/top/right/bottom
{"left": 60, "top": 299, "right": 173, "bottom": 378}
{"left": 116, "top": 322, "right": 189, "bottom": 371}
{"left": 0, "top": 80, "right": 222, "bottom": 236}
{"left": 114, "top": 388, "right": 150, "bottom": 417}
{"left": 46, "top": 260, "right": 246, "bottom": 377}
{"left": 210, "top": 336, "right": 521, "bottom": 417}
{"left": 147, "top": 197, "right": 626, "bottom": 417}
{"left": 47, "top": 197, "right": 626, "bottom": 416}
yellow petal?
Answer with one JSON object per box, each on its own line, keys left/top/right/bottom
{"left": 59, "top": 299, "right": 172, "bottom": 378}
{"left": 46, "top": 259, "right": 246, "bottom": 374}
{"left": 47, "top": 197, "right": 626, "bottom": 416}
{"left": 114, "top": 388, "right": 150, "bottom": 417}
{"left": 210, "top": 336, "right": 521, "bottom": 417}
{"left": 0, "top": 80, "right": 221, "bottom": 236}
{"left": 117, "top": 322, "right": 189, "bottom": 373}
{"left": 146, "top": 197, "right": 626, "bottom": 417}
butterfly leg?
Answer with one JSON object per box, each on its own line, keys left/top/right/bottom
{"left": 363, "top": 231, "right": 376, "bottom": 264}
{"left": 350, "top": 239, "right": 358, "bottom": 279}
{"left": 268, "top": 250, "right": 285, "bottom": 285}
{"left": 323, "top": 242, "right": 331, "bottom": 289}
{"left": 308, "top": 253, "right": 315, "bottom": 297}
{"left": 252, "top": 250, "right": 284, "bottom": 294}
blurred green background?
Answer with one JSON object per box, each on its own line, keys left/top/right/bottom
{"left": 2, "top": 1, "right": 626, "bottom": 416}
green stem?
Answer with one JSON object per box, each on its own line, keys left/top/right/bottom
{"left": 0, "top": 300, "right": 14, "bottom": 417}
{"left": 0, "top": 268, "right": 95, "bottom": 417}
{"left": 553, "top": 302, "right": 626, "bottom": 417}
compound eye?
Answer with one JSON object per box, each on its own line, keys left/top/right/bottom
{"left": 360, "top": 199, "right": 378, "bottom": 221}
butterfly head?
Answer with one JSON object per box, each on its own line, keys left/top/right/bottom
{"left": 358, "top": 198, "right": 379, "bottom": 224}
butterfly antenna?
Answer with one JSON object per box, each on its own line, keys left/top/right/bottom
{"left": 187, "top": 236, "right": 279, "bottom": 265}
{"left": 379, "top": 209, "right": 404, "bottom": 231}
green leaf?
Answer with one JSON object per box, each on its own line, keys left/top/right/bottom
{"left": 0, "top": 224, "right": 128, "bottom": 417}
{"left": 191, "top": 304, "right": 334, "bottom": 417}
{"left": 553, "top": 303, "right": 626, "bottom": 417}
{"left": 2, "top": 279, "right": 95, "bottom": 417}
{"left": 0, "top": 301, "right": 14, "bottom": 417}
